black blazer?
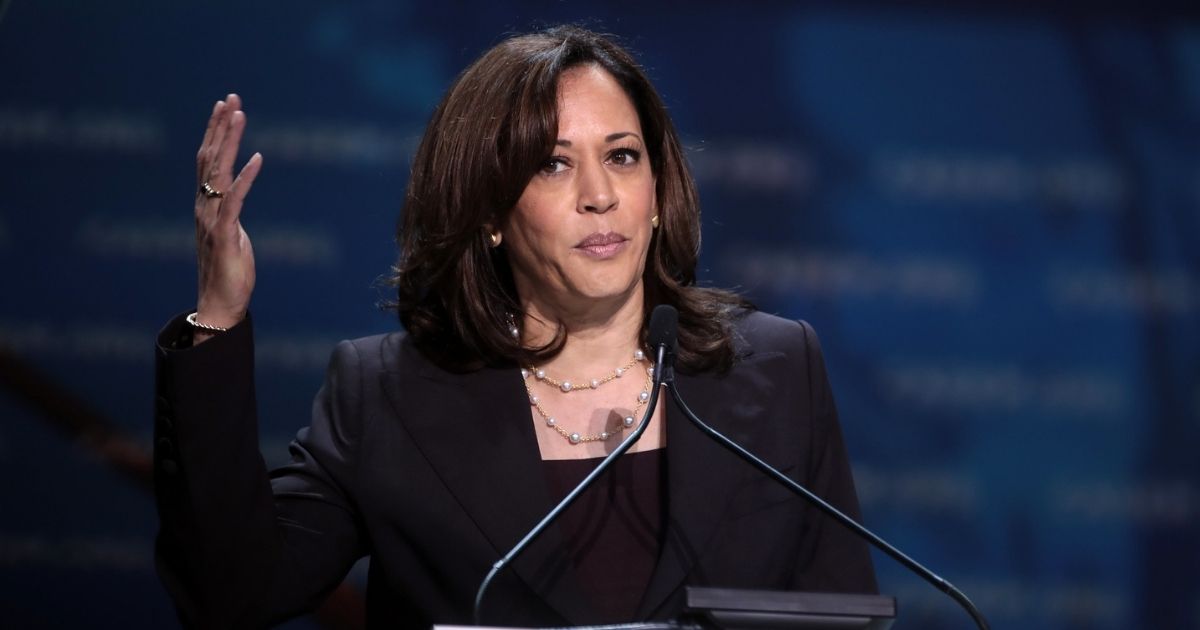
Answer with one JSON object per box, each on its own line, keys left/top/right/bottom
{"left": 153, "top": 310, "right": 876, "bottom": 628}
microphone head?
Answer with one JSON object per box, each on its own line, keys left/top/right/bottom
{"left": 648, "top": 304, "right": 678, "bottom": 353}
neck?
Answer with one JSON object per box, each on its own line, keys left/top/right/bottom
{"left": 520, "top": 288, "right": 645, "bottom": 372}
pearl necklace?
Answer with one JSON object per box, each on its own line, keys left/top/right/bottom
{"left": 526, "top": 350, "right": 646, "bottom": 392}
{"left": 522, "top": 354, "right": 654, "bottom": 444}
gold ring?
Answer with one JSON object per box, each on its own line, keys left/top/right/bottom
{"left": 201, "top": 182, "right": 225, "bottom": 199}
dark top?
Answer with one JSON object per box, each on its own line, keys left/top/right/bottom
{"left": 542, "top": 449, "right": 667, "bottom": 623}
{"left": 153, "top": 309, "right": 877, "bottom": 628}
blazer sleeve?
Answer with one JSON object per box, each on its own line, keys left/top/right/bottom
{"left": 791, "top": 320, "right": 879, "bottom": 594}
{"left": 154, "top": 312, "right": 368, "bottom": 628}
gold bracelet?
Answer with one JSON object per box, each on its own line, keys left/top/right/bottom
{"left": 186, "top": 312, "right": 230, "bottom": 333}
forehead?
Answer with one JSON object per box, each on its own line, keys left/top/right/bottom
{"left": 555, "top": 64, "right": 641, "bottom": 136}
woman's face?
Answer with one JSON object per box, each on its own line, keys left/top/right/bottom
{"left": 501, "top": 64, "right": 657, "bottom": 317}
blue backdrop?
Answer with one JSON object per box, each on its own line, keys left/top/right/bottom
{"left": 1, "top": 2, "right": 1197, "bottom": 628}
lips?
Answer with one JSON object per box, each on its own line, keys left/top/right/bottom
{"left": 574, "top": 231, "right": 628, "bottom": 258}
{"left": 575, "top": 232, "right": 627, "bottom": 247}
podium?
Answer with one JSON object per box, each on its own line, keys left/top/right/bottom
{"left": 683, "top": 587, "right": 895, "bottom": 629}
{"left": 435, "top": 587, "right": 896, "bottom": 629}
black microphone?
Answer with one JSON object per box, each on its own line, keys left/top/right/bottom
{"left": 647, "top": 304, "right": 678, "bottom": 385}
{"left": 664, "top": 343, "right": 991, "bottom": 630}
{"left": 471, "top": 305, "right": 680, "bottom": 624}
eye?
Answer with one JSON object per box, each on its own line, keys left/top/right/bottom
{"left": 608, "top": 147, "right": 641, "bottom": 166}
{"left": 540, "top": 156, "right": 570, "bottom": 175}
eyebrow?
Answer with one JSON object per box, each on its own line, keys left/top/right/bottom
{"left": 555, "top": 132, "right": 643, "bottom": 147}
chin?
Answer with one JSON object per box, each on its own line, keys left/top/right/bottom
{"left": 571, "top": 276, "right": 643, "bottom": 305}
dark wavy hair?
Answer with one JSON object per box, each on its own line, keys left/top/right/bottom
{"left": 390, "top": 25, "right": 752, "bottom": 373}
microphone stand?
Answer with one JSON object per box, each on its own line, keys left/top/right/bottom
{"left": 664, "top": 378, "right": 991, "bottom": 630}
{"left": 472, "top": 344, "right": 670, "bottom": 625}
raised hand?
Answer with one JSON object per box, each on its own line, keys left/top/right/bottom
{"left": 193, "top": 94, "right": 263, "bottom": 342}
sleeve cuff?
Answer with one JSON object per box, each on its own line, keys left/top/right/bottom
{"left": 157, "top": 310, "right": 253, "bottom": 356}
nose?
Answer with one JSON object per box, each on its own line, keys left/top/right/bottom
{"left": 577, "top": 162, "right": 617, "bottom": 214}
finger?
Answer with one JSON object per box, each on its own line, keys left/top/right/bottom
{"left": 199, "top": 100, "right": 224, "bottom": 156}
{"left": 205, "top": 93, "right": 239, "bottom": 180}
{"left": 218, "top": 152, "right": 263, "bottom": 226}
{"left": 196, "top": 100, "right": 225, "bottom": 182}
{"left": 197, "top": 95, "right": 245, "bottom": 217}
{"left": 214, "top": 110, "right": 246, "bottom": 183}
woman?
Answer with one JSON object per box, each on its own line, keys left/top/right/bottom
{"left": 155, "top": 25, "right": 876, "bottom": 628}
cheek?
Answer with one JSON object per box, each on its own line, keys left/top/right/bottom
{"left": 635, "top": 177, "right": 657, "bottom": 216}
{"left": 506, "top": 208, "right": 566, "bottom": 267}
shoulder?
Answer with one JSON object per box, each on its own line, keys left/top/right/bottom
{"left": 730, "top": 310, "right": 823, "bottom": 364}
{"left": 330, "top": 329, "right": 423, "bottom": 376}
{"left": 315, "top": 330, "right": 428, "bottom": 426}
{"left": 330, "top": 328, "right": 519, "bottom": 385}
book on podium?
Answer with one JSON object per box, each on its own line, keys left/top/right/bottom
{"left": 683, "top": 587, "right": 895, "bottom": 629}
{"left": 434, "top": 586, "right": 897, "bottom": 630}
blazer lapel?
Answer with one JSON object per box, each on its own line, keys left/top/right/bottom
{"left": 636, "top": 351, "right": 785, "bottom": 620}
{"left": 380, "top": 353, "right": 595, "bottom": 624}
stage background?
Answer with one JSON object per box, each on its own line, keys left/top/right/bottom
{"left": 1, "top": 1, "right": 1197, "bottom": 628}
